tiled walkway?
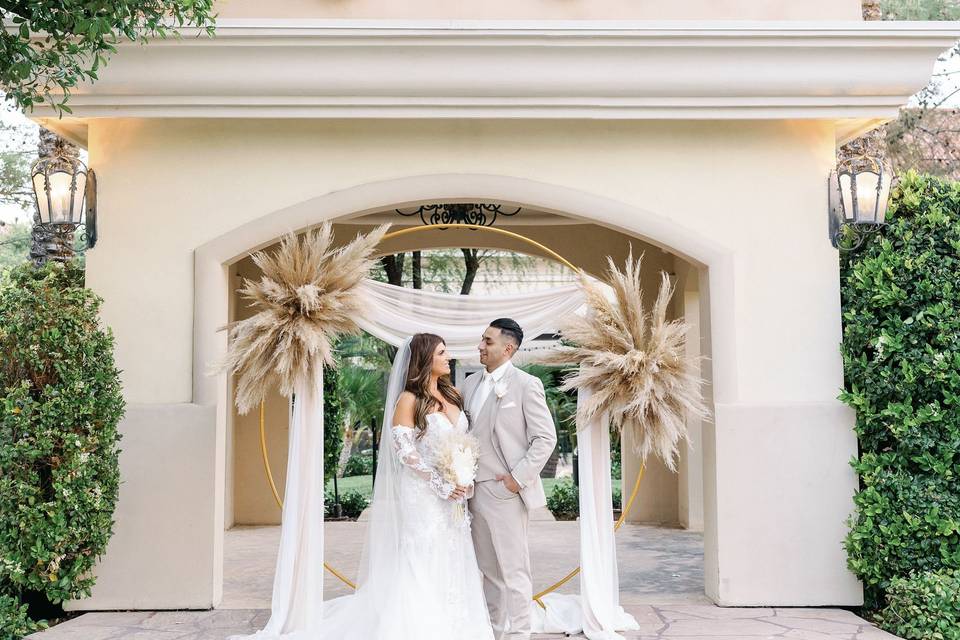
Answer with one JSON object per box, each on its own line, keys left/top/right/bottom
{"left": 29, "top": 522, "right": 898, "bottom": 639}
{"left": 221, "top": 520, "right": 709, "bottom": 607}
{"left": 26, "top": 605, "right": 898, "bottom": 640}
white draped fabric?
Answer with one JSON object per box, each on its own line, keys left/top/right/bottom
{"left": 529, "top": 390, "right": 639, "bottom": 640}
{"left": 355, "top": 279, "right": 586, "bottom": 358}
{"left": 572, "top": 389, "right": 641, "bottom": 639}
{"left": 238, "top": 278, "right": 638, "bottom": 640}
{"left": 242, "top": 376, "right": 327, "bottom": 639}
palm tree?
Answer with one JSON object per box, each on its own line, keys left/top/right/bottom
{"left": 336, "top": 364, "right": 387, "bottom": 475}
{"left": 520, "top": 364, "right": 577, "bottom": 477}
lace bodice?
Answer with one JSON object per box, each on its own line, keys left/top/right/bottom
{"left": 391, "top": 411, "right": 468, "bottom": 500}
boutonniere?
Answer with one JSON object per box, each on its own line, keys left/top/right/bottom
{"left": 494, "top": 380, "right": 509, "bottom": 400}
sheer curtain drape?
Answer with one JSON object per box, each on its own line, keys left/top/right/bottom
{"left": 355, "top": 279, "right": 586, "bottom": 358}
{"left": 234, "top": 278, "right": 637, "bottom": 640}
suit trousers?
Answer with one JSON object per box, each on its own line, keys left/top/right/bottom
{"left": 470, "top": 480, "right": 531, "bottom": 639}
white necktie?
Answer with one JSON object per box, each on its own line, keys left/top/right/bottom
{"left": 471, "top": 371, "right": 494, "bottom": 418}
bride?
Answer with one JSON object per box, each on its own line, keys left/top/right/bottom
{"left": 314, "top": 333, "right": 494, "bottom": 640}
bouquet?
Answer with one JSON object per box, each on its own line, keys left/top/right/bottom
{"left": 435, "top": 431, "right": 481, "bottom": 522}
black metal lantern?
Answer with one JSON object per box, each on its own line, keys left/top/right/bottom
{"left": 30, "top": 149, "right": 97, "bottom": 249}
{"left": 829, "top": 155, "right": 892, "bottom": 251}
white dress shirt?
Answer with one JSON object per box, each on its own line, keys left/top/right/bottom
{"left": 470, "top": 359, "right": 513, "bottom": 418}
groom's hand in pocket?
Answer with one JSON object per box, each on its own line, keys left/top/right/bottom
{"left": 496, "top": 473, "right": 521, "bottom": 494}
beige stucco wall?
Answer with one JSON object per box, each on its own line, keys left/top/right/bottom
{"left": 215, "top": 0, "right": 863, "bottom": 21}
{"left": 230, "top": 343, "right": 290, "bottom": 525}
{"left": 676, "top": 258, "right": 706, "bottom": 532}
{"left": 78, "top": 117, "right": 860, "bottom": 608}
{"left": 87, "top": 118, "right": 843, "bottom": 407}
{"left": 64, "top": 404, "right": 217, "bottom": 610}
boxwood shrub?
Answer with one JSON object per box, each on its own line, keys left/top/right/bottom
{"left": 0, "top": 261, "right": 124, "bottom": 633}
{"left": 876, "top": 569, "right": 960, "bottom": 640}
{"left": 840, "top": 172, "right": 960, "bottom": 623}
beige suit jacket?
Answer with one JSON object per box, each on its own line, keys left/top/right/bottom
{"left": 461, "top": 364, "right": 558, "bottom": 510}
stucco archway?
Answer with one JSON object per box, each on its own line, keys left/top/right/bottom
{"left": 194, "top": 173, "right": 736, "bottom": 606}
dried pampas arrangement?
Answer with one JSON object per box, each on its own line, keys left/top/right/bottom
{"left": 218, "top": 222, "right": 388, "bottom": 414}
{"left": 545, "top": 252, "right": 709, "bottom": 470}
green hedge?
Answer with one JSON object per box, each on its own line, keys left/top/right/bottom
{"left": 0, "top": 594, "right": 46, "bottom": 639}
{"left": 876, "top": 569, "right": 960, "bottom": 640}
{"left": 547, "top": 481, "right": 579, "bottom": 521}
{"left": 546, "top": 480, "right": 622, "bottom": 521}
{"left": 0, "top": 261, "right": 124, "bottom": 633}
{"left": 342, "top": 453, "right": 373, "bottom": 477}
{"left": 840, "top": 172, "right": 960, "bottom": 617}
{"left": 324, "top": 489, "right": 369, "bottom": 520}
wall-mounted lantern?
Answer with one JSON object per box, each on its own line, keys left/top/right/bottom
{"left": 31, "top": 146, "right": 97, "bottom": 256}
{"left": 829, "top": 155, "right": 892, "bottom": 251}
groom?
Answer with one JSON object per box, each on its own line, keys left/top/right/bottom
{"left": 462, "top": 318, "right": 558, "bottom": 640}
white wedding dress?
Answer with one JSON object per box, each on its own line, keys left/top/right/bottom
{"left": 319, "top": 410, "right": 494, "bottom": 640}
{"left": 235, "top": 339, "right": 495, "bottom": 640}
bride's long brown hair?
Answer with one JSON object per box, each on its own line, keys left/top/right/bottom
{"left": 405, "top": 333, "right": 463, "bottom": 437}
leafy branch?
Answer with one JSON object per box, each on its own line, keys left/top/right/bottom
{"left": 1, "top": 0, "right": 217, "bottom": 115}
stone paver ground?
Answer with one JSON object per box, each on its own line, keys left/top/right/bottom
{"left": 29, "top": 523, "right": 897, "bottom": 639}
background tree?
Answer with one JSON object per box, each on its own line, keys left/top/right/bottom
{"left": 379, "top": 248, "right": 487, "bottom": 293}
{"left": 336, "top": 365, "right": 386, "bottom": 475}
{"left": 334, "top": 334, "right": 391, "bottom": 475}
{"left": 520, "top": 364, "right": 579, "bottom": 478}
{"left": 848, "top": 1, "right": 960, "bottom": 180}
{"left": 322, "top": 357, "right": 345, "bottom": 485}
{"left": 882, "top": 0, "right": 960, "bottom": 181}
{"left": 0, "top": 220, "right": 30, "bottom": 271}
{"left": 373, "top": 247, "right": 566, "bottom": 294}
{"left": 1, "top": 1, "right": 216, "bottom": 114}
{"left": 0, "top": 114, "right": 33, "bottom": 210}
{"left": 0, "top": 107, "right": 37, "bottom": 273}
{"left": 460, "top": 248, "right": 481, "bottom": 294}
{"left": 379, "top": 253, "right": 405, "bottom": 287}
{"left": 880, "top": 0, "right": 960, "bottom": 21}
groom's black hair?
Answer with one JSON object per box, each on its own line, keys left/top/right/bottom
{"left": 489, "top": 318, "right": 523, "bottom": 349}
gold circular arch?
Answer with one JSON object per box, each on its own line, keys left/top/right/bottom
{"left": 255, "top": 223, "right": 645, "bottom": 602}
{"left": 377, "top": 223, "right": 579, "bottom": 271}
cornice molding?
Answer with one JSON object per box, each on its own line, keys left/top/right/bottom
{"left": 23, "top": 20, "right": 960, "bottom": 121}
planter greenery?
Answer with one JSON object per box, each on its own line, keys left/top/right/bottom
{"left": 840, "top": 172, "right": 960, "bottom": 622}
{"left": 0, "top": 261, "right": 124, "bottom": 634}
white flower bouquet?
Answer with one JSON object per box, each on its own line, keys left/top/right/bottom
{"left": 435, "top": 431, "right": 481, "bottom": 522}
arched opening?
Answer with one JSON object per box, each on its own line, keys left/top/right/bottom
{"left": 207, "top": 204, "right": 719, "bottom": 609}
{"left": 192, "top": 174, "right": 734, "bottom": 608}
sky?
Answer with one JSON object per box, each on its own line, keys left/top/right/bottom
{"left": 2, "top": 42, "right": 959, "bottom": 225}
{"left": 919, "top": 46, "right": 960, "bottom": 107}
